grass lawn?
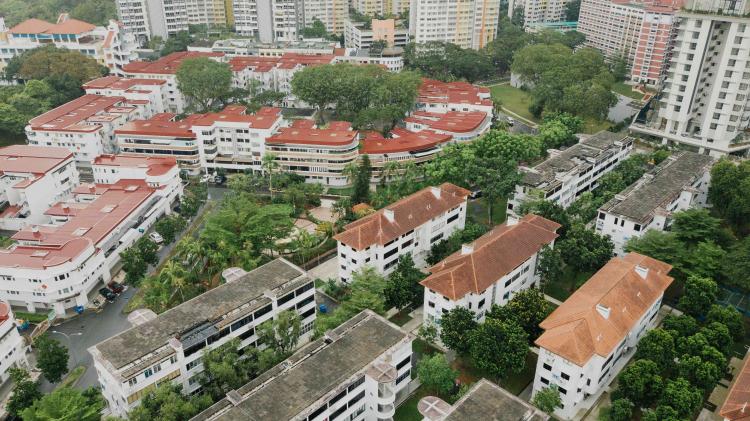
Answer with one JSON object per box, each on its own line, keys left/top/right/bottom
{"left": 611, "top": 82, "right": 645, "bottom": 101}
{"left": 326, "top": 186, "right": 353, "bottom": 196}
{"left": 394, "top": 388, "right": 430, "bottom": 421}
{"left": 489, "top": 84, "right": 539, "bottom": 124}
{"left": 451, "top": 351, "right": 538, "bottom": 395}
{"left": 389, "top": 309, "right": 414, "bottom": 327}
{"left": 14, "top": 311, "right": 49, "bottom": 324}
{"left": 468, "top": 196, "right": 507, "bottom": 228}
{"left": 543, "top": 267, "right": 595, "bottom": 302}
{"left": 583, "top": 118, "right": 614, "bottom": 134}
{"left": 57, "top": 366, "right": 86, "bottom": 389}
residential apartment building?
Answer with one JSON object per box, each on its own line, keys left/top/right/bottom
{"left": 344, "top": 19, "right": 409, "bottom": 49}
{"left": 192, "top": 310, "right": 412, "bottom": 421}
{"left": 266, "top": 120, "right": 359, "bottom": 186}
{"left": 115, "top": 0, "right": 190, "bottom": 41}
{"left": 0, "top": 146, "right": 79, "bottom": 231}
{"left": 721, "top": 350, "right": 750, "bottom": 421}
{"left": 630, "top": 0, "right": 750, "bottom": 157}
{"left": 421, "top": 214, "right": 560, "bottom": 325}
{"left": 577, "top": 0, "right": 681, "bottom": 86}
{"left": 83, "top": 76, "right": 169, "bottom": 115}
{"left": 533, "top": 253, "right": 673, "bottom": 419}
{"left": 0, "top": 15, "right": 139, "bottom": 76}
{"left": 90, "top": 258, "right": 317, "bottom": 417}
{"left": 508, "top": 0, "right": 569, "bottom": 30}
{"left": 419, "top": 379, "right": 549, "bottom": 421}
{"left": 303, "top": 0, "right": 348, "bottom": 34}
{"left": 0, "top": 302, "right": 29, "bottom": 385}
{"left": 334, "top": 183, "right": 470, "bottom": 282}
{"left": 233, "top": 0, "right": 301, "bottom": 42}
{"left": 507, "top": 131, "right": 634, "bottom": 212}
{"left": 409, "top": 0, "right": 500, "bottom": 49}
{"left": 0, "top": 156, "right": 180, "bottom": 316}
{"left": 404, "top": 111, "right": 492, "bottom": 142}
{"left": 336, "top": 48, "right": 405, "bottom": 72}
{"left": 90, "top": 155, "right": 184, "bottom": 203}
{"left": 362, "top": 129, "right": 451, "bottom": 182}
{"left": 194, "top": 38, "right": 339, "bottom": 56}
{"left": 596, "top": 151, "right": 714, "bottom": 254}
{"left": 25, "top": 95, "right": 155, "bottom": 164}
{"left": 121, "top": 51, "right": 226, "bottom": 113}
{"left": 353, "top": 0, "right": 410, "bottom": 15}
{"left": 415, "top": 79, "right": 494, "bottom": 116}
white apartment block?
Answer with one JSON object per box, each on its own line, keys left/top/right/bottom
{"left": 533, "top": 253, "right": 673, "bottom": 420}
{"left": 0, "top": 302, "right": 29, "bottom": 385}
{"left": 266, "top": 120, "right": 359, "bottom": 186}
{"left": 404, "top": 111, "right": 492, "bottom": 142}
{"left": 90, "top": 154, "right": 184, "bottom": 200}
{"left": 121, "top": 51, "right": 226, "bottom": 113}
{"left": 83, "top": 76, "right": 169, "bottom": 115}
{"left": 0, "top": 15, "right": 138, "bottom": 76}
{"left": 238, "top": 0, "right": 301, "bottom": 43}
{"left": 115, "top": 0, "right": 189, "bottom": 41}
{"left": 0, "top": 146, "right": 79, "bottom": 231}
{"left": 25, "top": 95, "right": 155, "bottom": 164}
{"left": 344, "top": 19, "right": 409, "bottom": 49}
{"left": 421, "top": 214, "right": 560, "bottom": 325}
{"left": 0, "top": 155, "right": 180, "bottom": 316}
{"left": 409, "top": 0, "right": 500, "bottom": 50}
{"left": 353, "top": 0, "right": 410, "bottom": 16}
{"left": 419, "top": 379, "right": 549, "bottom": 421}
{"left": 508, "top": 0, "right": 569, "bottom": 29}
{"left": 334, "top": 183, "right": 469, "bottom": 283}
{"left": 630, "top": 2, "right": 750, "bottom": 157}
{"left": 335, "top": 48, "right": 405, "bottom": 72}
{"left": 191, "top": 310, "right": 413, "bottom": 421}
{"left": 89, "top": 259, "right": 317, "bottom": 417}
{"left": 193, "top": 38, "right": 339, "bottom": 56}
{"left": 415, "top": 79, "right": 495, "bottom": 116}
{"left": 507, "top": 131, "right": 634, "bottom": 212}
{"left": 362, "top": 128, "right": 451, "bottom": 182}
{"left": 596, "top": 151, "right": 714, "bottom": 254}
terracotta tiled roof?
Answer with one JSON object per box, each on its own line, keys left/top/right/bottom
{"left": 361, "top": 129, "right": 451, "bottom": 154}
{"left": 721, "top": 354, "right": 750, "bottom": 421}
{"left": 93, "top": 154, "right": 177, "bottom": 176}
{"left": 421, "top": 214, "right": 560, "bottom": 301}
{"left": 334, "top": 183, "right": 470, "bottom": 250}
{"left": 10, "top": 17, "right": 95, "bottom": 35}
{"left": 405, "top": 111, "right": 489, "bottom": 133}
{"left": 0, "top": 145, "right": 72, "bottom": 175}
{"left": 122, "top": 52, "right": 225, "bottom": 75}
{"left": 266, "top": 123, "right": 358, "bottom": 147}
{"left": 535, "top": 253, "right": 673, "bottom": 366}
{"left": 417, "top": 78, "right": 492, "bottom": 107}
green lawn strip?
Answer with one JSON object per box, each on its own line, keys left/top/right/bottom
{"left": 583, "top": 118, "right": 613, "bottom": 134}
{"left": 14, "top": 311, "right": 48, "bottom": 324}
{"left": 451, "top": 350, "right": 537, "bottom": 395}
{"left": 611, "top": 82, "right": 645, "bottom": 101}
{"left": 394, "top": 388, "right": 430, "bottom": 421}
{"left": 388, "top": 309, "right": 413, "bottom": 327}
{"left": 489, "top": 85, "right": 539, "bottom": 123}
{"left": 543, "top": 268, "right": 595, "bottom": 302}
{"left": 467, "top": 196, "right": 507, "bottom": 228}
{"left": 326, "top": 186, "right": 353, "bottom": 196}
{"left": 57, "top": 365, "right": 86, "bottom": 390}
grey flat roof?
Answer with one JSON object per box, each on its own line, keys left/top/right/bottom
{"left": 600, "top": 151, "right": 714, "bottom": 222}
{"left": 444, "top": 379, "right": 549, "bottom": 421}
{"left": 194, "top": 311, "right": 408, "bottom": 421}
{"left": 94, "top": 259, "right": 307, "bottom": 370}
{"left": 522, "top": 131, "right": 631, "bottom": 190}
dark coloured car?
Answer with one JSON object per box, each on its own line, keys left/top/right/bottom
{"left": 99, "top": 287, "right": 116, "bottom": 302}
{"left": 107, "top": 282, "right": 124, "bottom": 294}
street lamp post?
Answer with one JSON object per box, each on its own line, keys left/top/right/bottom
{"left": 48, "top": 331, "right": 83, "bottom": 367}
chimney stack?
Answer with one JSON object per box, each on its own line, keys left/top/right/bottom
{"left": 383, "top": 209, "right": 395, "bottom": 222}
{"left": 461, "top": 244, "right": 474, "bottom": 255}
{"left": 430, "top": 186, "right": 441, "bottom": 199}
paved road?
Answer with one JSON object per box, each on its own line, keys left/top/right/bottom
{"left": 40, "top": 285, "right": 139, "bottom": 392}
{"left": 496, "top": 111, "right": 538, "bottom": 135}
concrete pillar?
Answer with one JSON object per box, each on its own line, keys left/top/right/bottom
{"left": 25, "top": 301, "right": 35, "bottom": 313}
{"left": 53, "top": 302, "right": 65, "bottom": 316}
{"left": 76, "top": 292, "right": 88, "bottom": 308}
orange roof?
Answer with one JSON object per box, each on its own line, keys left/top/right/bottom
{"left": 29, "top": 95, "right": 136, "bottom": 132}
{"left": 335, "top": 183, "right": 470, "bottom": 250}
{"left": 10, "top": 17, "right": 95, "bottom": 35}
{"left": 83, "top": 76, "right": 167, "bottom": 90}
{"left": 361, "top": 129, "right": 451, "bottom": 154}
{"left": 123, "top": 52, "right": 225, "bottom": 75}
{"left": 535, "top": 253, "right": 673, "bottom": 366}
{"left": 406, "top": 111, "right": 488, "bottom": 133}
{"left": 228, "top": 53, "right": 335, "bottom": 73}
{"left": 721, "top": 354, "right": 750, "bottom": 421}
{"left": 115, "top": 113, "right": 195, "bottom": 138}
{"left": 266, "top": 123, "right": 358, "bottom": 147}
{"left": 93, "top": 154, "right": 177, "bottom": 176}
{"left": 421, "top": 215, "right": 560, "bottom": 301}
{"left": 116, "top": 106, "right": 282, "bottom": 137}
{"left": 0, "top": 145, "right": 73, "bottom": 175}
{"left": 418, "top": 78, "right": 492, "bottom": 107}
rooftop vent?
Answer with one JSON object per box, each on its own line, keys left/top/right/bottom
{"left": 383, "top": 208, "right": 395, "bottom": 222}
{"left": 72, "top": 227, "right": 89, "bottom": 236}
{"left": 31, "top": 250, "right": 49, "bottom": 258}
{"left": 431, "top": 186, "right": 441, "bottom": 199}
{"left": 227, "top": 390, "right": 243, "bottom": 406}
{"left": 596, "top": 303, "right": 610, "bottom": 319}
{"left": 634, "top": 265, "right": 649, "bottom": 280}
{"left": 461, "top": 244, "right": 473, "bottom": 255}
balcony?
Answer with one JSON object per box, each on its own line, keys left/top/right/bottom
{"left": 377, "top": 402, "right": 395, "bottom": 419}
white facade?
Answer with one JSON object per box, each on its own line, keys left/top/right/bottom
{"left": 116, "top": 0, "right": 190, "bottom": 41}
{"left": 508, "top": 132, "right": 634, "bottom": 212}
{"left": 344, "top": 20, "right": 409, "bottom": 49}
{"left": 630, "top": 8, "right": 750, "bottom": 157}
{"left": 508, "top": 0, "right": 569, "bottom": 29}
{"left": 596, "top": 152, "right": 714, "bottom": 254}
{"left": 335, "top": 184, "right": 469, "bottom": 282}
{"left": 193, "top": 310, "right": 414, "bottom": 421}
{"left": 0, "top": 303, "right": 30, "bottom": 385}
{"left": 335, "top": 49, "right": 405, "bottom": 72}
{"left": 409, "top": 0, "right": 501, "bottom": 49}
{"left": 83, "top": 76, "right": 169, "bottom": 115}
{"left": 0, "top": 146, "right": 79, "bottom": 231}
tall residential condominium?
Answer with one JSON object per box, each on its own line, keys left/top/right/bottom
{"left": 353, "top": 0, "right": 410, "bottom": 16}
{"left": 234, "top": 0, "right": 302, "bottom": 42}
{"left": 630, "top": 0, "right": 750, "bottom": 157}
{"left": 408, "top": 0, "right": 501, "bottom": 49}
{"left": 302, "top": 0, "right": 348, "bottom": 34}
{"left": 508, "top": 0, "right": 569, "bottom": 30}
{"left": 577, "top": 0, "right": 683, "bottom": 86}
{"left": 116, "top": 0, "right": 189, "bottom": 40}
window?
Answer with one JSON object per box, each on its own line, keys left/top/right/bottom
{"left": 384, "top": 247, "right": 398, "bottom": 259}
{"left": 144, "top": 368, "right": 153, "bottom": 378}
{"left": 396, "top": 355, "right": 411, "bottom": 370}
{"left": 543, "top": 363, "right": 551, "bottom": 371}
{"left": 278, "top": 291, "right": 295, "bottom": 305}
{"left": 478, "top": 298, "right": 485, "bottom": 309}
{"left": 540, "top": 377, "right": 549, "bottom": 385}
{"left": 561, "top": 372, "right": 570, "bottom": 380}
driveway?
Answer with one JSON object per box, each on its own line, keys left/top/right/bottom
{"left": 39, "top": 285, "right": 138, "bottom": 393}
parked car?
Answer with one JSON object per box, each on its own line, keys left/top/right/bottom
{"left": 214, "top": 174, "right": 227, "bottom": 185}
{"left": 99, "top": 287, "right": 116, "bottom": 302}
{"left": 200, "top": 174, "right": 212, "bottom": 183}
{"left": 107, "top": 281, "right": 124, "bottom": 294}
{"left": 148, "top": 232, "right": 164, "bottom": 244}
{"left": 470, "top": 189, "right": 483, "bottom": 199}
{"left": 507, "top": 117, "right": 516, "bottom": 126}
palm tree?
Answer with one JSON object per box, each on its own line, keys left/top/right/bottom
{"left": 381, "top": 161, "right": 401, "bottom": 185}
{"left": 262, "top": 153, "right": 279, "bottom": 198}
{"left": 175, "top": 237, "right": 203, "bottom": 270}
{"left": 160, "top": 260, "right": 188, "bottom": 303}
{"left": 293, "top": 230, "right": 319, "bottom": 265}
{"left": 342, "top": 162, "right": 359, "bottom": 186}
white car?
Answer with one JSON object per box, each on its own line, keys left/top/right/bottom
{"left": 148, "top": 232, "right": 164, "bottom": 244}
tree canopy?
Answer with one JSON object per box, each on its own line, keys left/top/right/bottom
{"left": 176, "top": 57, "right": 233, "bottom": 113}
{"left": 34, "top": 335, "right": 69, "bottom": 383}
{"left": 21, "top": 387, "right": 104, "bottom": 421}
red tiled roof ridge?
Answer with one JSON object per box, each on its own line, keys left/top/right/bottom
{"left": 721, "top": 349, "right": 750, "bottom": 420}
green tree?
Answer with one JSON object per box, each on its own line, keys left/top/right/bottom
{"left": 21, "top": 387, "right": 104, "bottom": 421}
{"left": 699, "top": 322, "right": 733, "bottom": 357}
{"left": 315, "top": 267, "right": 388, "bottom": 333}
{"left": 384, "top": 255, "right": 426, "bottom": 310}
{"left": 722, "top": 236, "right": 750, "bottom": 291}
{"left": 709, "top": 159, "right": 750, "bottom": 228}
{"left": 610, "top": 55, "right": 629, "bottom": 82}
{"left": 161, "top": 31, "right": 193, "bottom": 56}
{"left": 537, "top": 246, "right": 565, "bottom": 286}
{"left": 659, "top": 377, "right": 702, "bottom": 418}
{"left": 616, "top": 359, "right": 663, "bottom": 407}
{"left": 642, "top": 405, "right": 682, "bottom": 421}
{"left": 154, "top": 215, "right": 187, "bottom": 244}
{"left": 469, "top": 319, "right": 528, "bottom": 380}
{"left": 532, "top": 385, "right": 561, "bottom": 414}
{"left": 301, "top": 19, "right": 327, "bottom": 38}
{"left": 602, "top": 398, "right": 634, "bottom": 421}
{"left": 7, "top": 368, "right": 42, "bottom": 417}
{"left": 557, "top": 224, "right": 613, "bottom": 272}
{"left": 485, "top": 20, "right": 530, "bottom": 75}
{"left": 706, "top": 305, "right": 745, "bottom": 341}
{"left": 662, "top": 314, "right": 699, "bottom": 338}
{"left": 198, "top": 338, "right": 262, "bottom": 400}
{"left": 10, "top": 45, "right": 106, "bottom": 83}
{"left": 128, "top": 383, "right": 212, "bottom": 421}
{"left": 522, "top": 200, "right": 571, "bottom": 237}
{"left": 439, "top": 307, "right": 478, "bottom": 355}
{"left": 625, "top": 231, "right": 685, "bottom": 276}
{"left": 677, "top": 355, "right": 721, "bottom": 391}
{"left": 257, "top": 310, "right": 302, "bottom": 357}
{"left": 418, "top": 324, "right": 438, "bottom": 343}
{"left": 352, "top": 155, "right": 372, "bottom": 204}
{"left": 34, "top": 335, "right": 69, "bottom": 383}
{"left": 678, "top": 275, "right": 718, "bottom": 317}
{"left": 290, "top": 65, "right": 339, "bottom": 121}
{"left": 634, "top": 328, "right": 676, "bottom": 372}
{"left": 416, "top": 354, "right": 458, "bottom": 397}
{"left": 676, "top": 333, "right": 727, "bottom": 369}
{"left": 486, "top": 288, "right": 554, "bottom": 342}
{"left": 176, "top": 57, "right": 232, "bottom": 112}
